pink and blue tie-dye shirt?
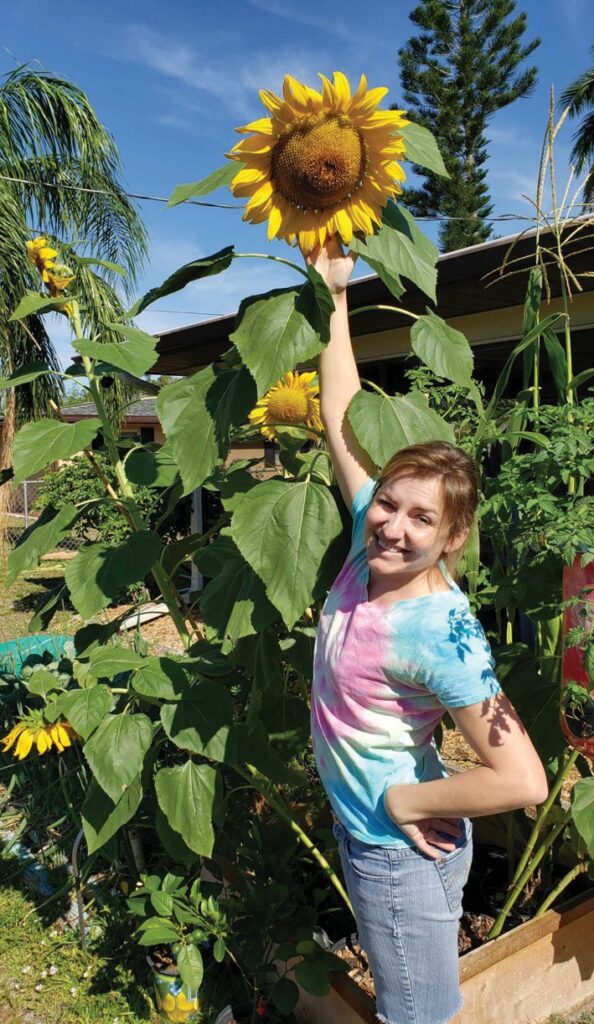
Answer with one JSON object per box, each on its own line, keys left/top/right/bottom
{"left": 311, "top": 477, "right": 501, "bottom": 847}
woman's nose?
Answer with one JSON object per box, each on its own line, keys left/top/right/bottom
{"left": 380, "top": 512, "right": 405, "bottom": 539}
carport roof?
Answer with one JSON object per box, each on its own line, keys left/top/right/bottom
{"left": 151, "top": 220, "right": 594, "bottom": 375}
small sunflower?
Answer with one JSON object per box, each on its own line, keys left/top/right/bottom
{"left": 227, "top": 71, "right": 408, "bottom": 252}
{"left": 45, "top": 263, "right": 75, "bottom": 295}
{"left": 248, "top": 371, "right": 322, "bottom": 441}
{"left": 2, "top": 716, "right": 78, "bottom": 760}
{"left": 26, "top": 236, "right": 58, "bottom": 282}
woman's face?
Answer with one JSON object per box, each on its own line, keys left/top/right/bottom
{"left": 364, "top": 474, "right": 466, "bottom": 584}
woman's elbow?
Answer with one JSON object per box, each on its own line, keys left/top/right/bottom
{"left": 521, "top": 767, "right": 549, "bottom": 808}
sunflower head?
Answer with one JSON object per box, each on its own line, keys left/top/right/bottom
{"left": 1, "top": 714, "right": 78, "bottom": 760}
{"left": 26, "top": 236, "right": 58, "bottom": 282}
{"left": 227, "top": 72, "right": 408, "bottom": 252}
{"left": 248, "top": 371, "right": 322, "bottom": 442}
{"left": 45, "top": 263, "right": 75, "bottom": 295}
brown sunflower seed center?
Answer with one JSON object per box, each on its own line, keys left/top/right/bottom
{"left": 271, "top": 113, "right": 367, "bottom": 210}
{"left": 267, "top": 389, "right": 309, "bottom": 423}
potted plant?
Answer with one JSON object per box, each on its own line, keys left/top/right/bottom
{"left": 127, "top": 871, "right": 227, "bottom": 1022}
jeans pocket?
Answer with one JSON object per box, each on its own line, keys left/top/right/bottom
{"left": 345, "top": 835, "right": 393, "bottom": 882}
{"left": 434, "top": 837, "right": 473, "bottom": 915}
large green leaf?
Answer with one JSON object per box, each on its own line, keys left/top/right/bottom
{"left": 157, "top": 365, "right": 255, "bottom": 495}
{"left": 155, "top": 761, "right": 218, "bottom": 857}
{"left": 410, "top": 311, "right": 474, "bottom": 386}
{"left": 13, "top": 419, "right": 101, "bottom": 484}
{"left": 176, "top": 945, "right": 204, "bottom": 990}
{"left": 271, "top": 978, "right": 299, "bottom": 1015}
{"left": 9, "top": 291, "right": 72, "bottom": 321}
{"left": 542, "top": 328, "right": 568, "bottom": 403}
{"left": 155, "top": 806, "right": 200, "bottom": 867}
{"left": 350, "top": 204, "right": 438, "bottom": 303}
{"left": 231, "top": 478, "right": 343, "bottom": 629}
{"left": 82, "top": 776, "right": 142, "bottom": 854}
{"left": 74, "top": 613, "right": 134, "bottom": 656}
{"left": 88, "top": 646, "right": 146, "bottom": 679}
{"left": 167, "top": 161, "right": 244, "bottom": 207}
{"left": 160, "top": 680, "right": 235, "bottom": 761}
{"left": 64, "top": 531, "right": 161, "bottom": 620}
{"left": 83, "top": 712, "right": 153, "bottom": 803}
{"left": 75, "top": 324, "right": 157, "bottom": 377}
{"left": 399, "top": 122, "right": 449, "bottom": 178}
{"left": 131, "top": 657, "right": 189, "bottom": 700}
{"left": 0, "top": 361, "right": 51, "bottom": 389}
{"left": 28, "top": 583, "right": 67, "bottom": 632}
{"left": 230, "top": 284, "right": 329, "bottom": 397}
{"left": 129, "top": 246, "right": 234, "bottom": 317}
{"left": 58, "top": 685, "right": 114, "bottom": 740}
{"left": 6, "top": 503, "right": 79, "bottom": 585}
{"left": 572, "top": 778, "right": 594, "bottom": 860}
{"left": 197, "top": 542, "right": 278, "bottom": 653}
{"left": 348, "top": 389, "right": 454, "bottom": 467}
{"left": 124, "top": 445, "right": 179, "bottom": 487}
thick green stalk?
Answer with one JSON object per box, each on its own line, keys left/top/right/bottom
{"left": 487, "top": 748, "right": 579, "bottom": 938}
{"left": 237, "top": 764, "right": 354, "bottom": 917}
{"left": 534, "top": 861, "right": 589, "bottom": 917}
{"left": 70, "top": 304, "right": 191, "bottom": 647}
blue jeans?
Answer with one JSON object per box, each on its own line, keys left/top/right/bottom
{"left": 333, "top": 817, "right": 473, "bottom": 1024}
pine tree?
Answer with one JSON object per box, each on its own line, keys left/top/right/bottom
{"left": 398, "top": 0, "right": 540, "bottom": 251}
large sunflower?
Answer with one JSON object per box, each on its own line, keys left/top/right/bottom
{"left": 248, "top": 371, "right": 322, "bottom": 441}
{"left": 227, "top": 71, "right": 408, "bottom": 253}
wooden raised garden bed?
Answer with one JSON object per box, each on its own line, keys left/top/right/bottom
{"left": 294, "top": 889, "right": 594, "bottom": 1024}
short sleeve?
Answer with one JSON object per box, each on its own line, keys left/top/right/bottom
{"left": 351, "top": 477, "right": 377, "bottom": 553}
{"left": 423, "top": 605, "right": 502, "bottom": 708}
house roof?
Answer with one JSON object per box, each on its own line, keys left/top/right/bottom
{"left": 63, "top": 397, "right": 158, "bottom": 421}
{"left": 150, "top": 219, "right": 594, "bottom": 376}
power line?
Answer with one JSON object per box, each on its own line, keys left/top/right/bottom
{"left": 3, "top": 172, "right": 592, "bottom": 223}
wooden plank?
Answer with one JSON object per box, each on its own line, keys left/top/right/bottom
{"left": 294, "top": 890, "right": 594, "bottom": 1024}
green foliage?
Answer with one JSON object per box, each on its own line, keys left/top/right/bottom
{"left": 398, "top": 0, "right": 540, "bottom": 250}
{"left": 12, "top": 418, "right": 101, "bottom": 483}
{"left": 348, "top": 388, "right": 454, "bottom": 466}
{"left": 350, "top": 203, "right": 438, "bottom": 301}
{"left": 35, "top": 450, "right": 190, "bottom": 548}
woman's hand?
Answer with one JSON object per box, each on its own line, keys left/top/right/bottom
{"left": 393, "top": 817, "right": 464, "bottom": 861}
{"left": 304, "top": 236, "right": 357, "bottom": 295}
{"left": 385, "top": 784, "right": 463, "bottom": 860}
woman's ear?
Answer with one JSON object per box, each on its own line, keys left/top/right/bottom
{"left": 443, "top": 527, "right": 469, "bottom": 555}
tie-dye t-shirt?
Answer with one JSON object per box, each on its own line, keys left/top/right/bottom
{"left": 311, "top": 476, "right": 501, "bottom": 847}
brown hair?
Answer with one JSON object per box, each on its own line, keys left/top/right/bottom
{"left": 375, "top": 441, "right": 478, "bottom": 577}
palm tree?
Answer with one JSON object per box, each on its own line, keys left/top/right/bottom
{"left": 561, "top": 47, "right": 594, "bottom": 205}
{"left": 0, "top": 65, "right": 148, "bottom": 544}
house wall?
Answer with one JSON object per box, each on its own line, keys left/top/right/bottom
{"left": 351, "top": 291, "right": 594, "bottom": 364}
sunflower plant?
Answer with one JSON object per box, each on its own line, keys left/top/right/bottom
{"left": 5, "top": 71, "right": 593, "bottom": 1010}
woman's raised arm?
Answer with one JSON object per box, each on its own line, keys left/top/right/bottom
{"left": 309, "top": 240, "right": 376, "bottom": 510}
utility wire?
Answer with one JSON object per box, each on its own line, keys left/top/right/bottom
{"left": 3, "top": 172, "right": 592, "bottom": 223}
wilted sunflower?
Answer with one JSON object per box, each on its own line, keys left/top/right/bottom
{"left": 248, "top": 371, "right": 322, "bottom": 441}
{"left": 26, "top": 236, "right": 58, "bottom": 282}
{"left": 45, "top": 263, "right": 75, "bottom": 295}
{"left": 2, "top": 717, "right": 78, "bottom": 760}
{"left": 227, "top": 71, "right": 408, "bottom": 252}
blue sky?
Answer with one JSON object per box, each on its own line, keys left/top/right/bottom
{"left": 3, "top": 0, "right": 592, "bottom": 368}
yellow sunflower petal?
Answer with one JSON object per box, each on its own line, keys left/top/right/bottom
{"left": 333, "top": 207, "right": 354, "bottom": 245}
{"left": 245, "top": 179, "right": 275, "bottom": 212}
{"left": 332, "top": 71, "right": 351, "bottom": 109}
{"left": 2, "top": 723, "right": 25, "bottom": 751}
{"left": 283, "top": 74, "right": 310, "bottom": 111}
{"left": 15, "top": 730, "right": 34, "bottom": 760}
{"left": 236, "top": 117, "right": 274, "bottom": 135}
{"left": 36, "top": 729, "right": 51, "bottom": 755}
{"left": 267, "top": 203, "right": 284, "bottom": 240}
{"left": 259, "top": 88, "right": 283, "bottom": 113}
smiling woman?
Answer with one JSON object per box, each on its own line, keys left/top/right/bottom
{"left": 307, "top": 239, "right": 548, "bottom": 1024}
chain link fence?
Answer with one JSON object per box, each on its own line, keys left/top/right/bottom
{"left": 5, "top": 479, "right": 81, "bottom": 554}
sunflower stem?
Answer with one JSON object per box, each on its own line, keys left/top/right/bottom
{"left": 349, "top": 304, "right": 420, "bottom": 320}
{"left": 233, "top": 252, "right": 310, "bottom": 280}
{"left": 360, "top": 377, "right": 390, "bottom": 398}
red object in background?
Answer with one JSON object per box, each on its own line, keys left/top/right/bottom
{"left": 561, "top": 555, "right": 594, "bottom": 755}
